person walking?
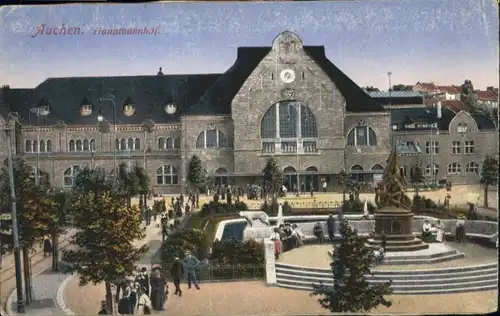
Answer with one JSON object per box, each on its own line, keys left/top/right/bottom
{"left": 183, "top": 252, "right": 200, "bottom": 290}
{"left": 170, "top": 256, "right": 184, "bottom": 296}
{"left": 327, "top": 215, "right": 335, "bottom": 241}
{"left": 43, "top": 236, "right": 53, "bottom": 258}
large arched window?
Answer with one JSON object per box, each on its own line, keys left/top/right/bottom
{"left": 260, "top": 101, "right": 318, "bottom": 154}
{"left": 371, "top": 164, "right": 384, "bottom": 171}
{"left": 156, "top": 165, "right": 178, "bottom": 185}
{"left": 46, "top": 139, "right": 52, "bottom": 152}
{"left": 39, "top": 140, "right": 46, "bottom": 152}
{"left": 347, "top": 125, "right": 377, "bottom": 146}
{"left": 195, "top": 129, "right": 228, "bottom": 149}
{"left": 63, "top": 165, "right": 80, "bottom": 188}
{"left": 69, "top": 140, "right": 75, "bottom": 152}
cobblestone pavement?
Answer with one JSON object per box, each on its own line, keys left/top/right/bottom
{"left": 64, "top": 280, "right": 497, "bottom": 315}
{"left": 279, "top": 243, "right": 498, "bottom": 270}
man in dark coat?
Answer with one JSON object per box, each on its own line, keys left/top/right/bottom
{"left": 43, "top": 236, "right": 53, "bottom": 257}
{"left": 150, "top": 269, "right": 166, "bottom": 311}
{"left": 327, "top": 215, "right": 335, "bottom": 241}
{"left": 170, "top": 256, "right": 184, "bottom": 296}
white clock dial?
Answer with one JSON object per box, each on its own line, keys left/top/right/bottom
{"left": 280, "top": 69, "right": 296, "bottom": 83}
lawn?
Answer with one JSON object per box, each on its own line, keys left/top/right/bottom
{"left": 188, "top": 212, "right": 240, "bottom": 250}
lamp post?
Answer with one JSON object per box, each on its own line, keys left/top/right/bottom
{"left": 387, "top": 72, "right": 393, "bottom": 146}
{"left": 287, "top": 102, "right": 302, "bottom": 196}
{"left": 4, "top": 113, "right": 26, "bottom": 313}
{"left": 97, "top": 94, "right": 117, "bottom": 185}
{"left": 29, "top": 107, "right": 49, "bottom": 186}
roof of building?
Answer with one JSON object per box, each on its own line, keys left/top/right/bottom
{"left": 414, "top": 82, "right": 438, "bottom": 91}
{"left": 441, "top": 100, "right": 465, "bottom": 112}
{"left": 9, "top": 74, "right": 220, "bottom": 125}
{"left": 187, "top": 46, "right": 385, "bottom": 115}
{"left": 436, "top": 85, "right": 460, "bottom": 94}
{"left": 391, "top": 106, "right": 496, "bottom": 131}
{"left": 367, "top": 91, "right": 424, "bottom": 98}
{"left": 396, "top": 140, "right": 422, "bottom": 155}
{"left": 475, "top": 89, "right": 498, "bottom": 101}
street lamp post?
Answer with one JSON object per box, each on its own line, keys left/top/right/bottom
{"left": 29, "top": 107, "right": 49, "bottom": 186}
{"left": 97, "top": 95, "right": 117, "bottom": 185}
{"left": 4, "top": 114, "right": 26, "bottom": 313}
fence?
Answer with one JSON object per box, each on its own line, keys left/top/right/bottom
{"left": 159, "top": 263, "right": 265, "bottom": 283}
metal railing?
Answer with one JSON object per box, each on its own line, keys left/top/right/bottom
{"left": 158, "top": 263, "right": 265, "bottom": 283}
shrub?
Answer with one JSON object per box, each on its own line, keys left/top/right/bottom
{"left": 211, "top": 238, "right": 265, "bottom": 265}
{"left": 160, "top": 228, "right": 205, "bottom": 263}
{"left": 260, "top": 200, "right": 293, "bottom": 216}
{"left": 233, "top": 201, "right": 248, "bottom": 211}
{"left": 199, "top": 201, "right": 248, "bottom": 217}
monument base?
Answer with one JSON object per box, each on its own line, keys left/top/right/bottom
{"left": 367, "top": 206, "right": 429, "bottom": 252}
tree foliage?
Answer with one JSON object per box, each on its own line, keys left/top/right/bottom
{"left": 392, "top": 84, "right": 413, "bottom": 91}
{"left": 311, "top": 215, "right": 392, "bottom": 313}
{"left": 187, "top": 155, "right": 207, "bottom": 190}
{"left": 480, "top": 156, "right": 499, "bottom": 208}
{"left": 460, "top": 79, "right": 478, "bottom": 113}
{"left": 0, "top": 158, "right": 58, "bottom": 249}
{"left": 364, "top": 86, "right": 379, "bottom": 92}
{"left": 63, "top": 188, "right": 148, "bottom": 286}
{"left": 262, "top": 157, "right": 283, "bottom": 198}
{"left": 411, "top": 162, "right": 425, "bottom": 191}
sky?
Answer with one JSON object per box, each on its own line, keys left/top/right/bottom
{"left": 0, "top": 0, "right": 498, "bottom": 90}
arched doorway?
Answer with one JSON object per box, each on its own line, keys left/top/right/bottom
{"left": 283, "top": 166, "right": 297, "bottom": 190}
{"left": 350, "top": 165, "right": 364, "bottom": 183}
{"left": 215, "top": 168, "right": 229, "bottom": 186}
{"left": 305, "top": 166, "right": 319, "bottom": 191}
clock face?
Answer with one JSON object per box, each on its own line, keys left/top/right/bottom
{"left": 280, "top": 69, "right": 296, "bottom": 83}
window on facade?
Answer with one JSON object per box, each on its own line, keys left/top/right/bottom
{"left": 120, "top": 139, "right": 126, "bottom": 150}
{"left": 174, "top": 137, "right": 180, "bottom": 149}
{"left": 447, "top": 163, "right": 461, "bottom": 175}
{"left": 195, "top": 130, "right": 228, "bottom": 149}
{"left": 346, "top": 126, "right": 377, "bottom": 146}
{"left": 90, "top": 139, "right": 95, "bottom": 151}
{"left": 46, "top": 140, "right": 52, "bottom": 152}
{"left": 465, "top": 162, "right": 479, "bottom": 175}
{"left": 158, "top": 137, "right": 165, "bottom": 150}
{"left": 25, "top": 140, "right": 32, "bottom": 153}
{"left": 260, "top": 101, "right": 318, "bottom": 153}
{"left": 465, "top": 141, "right": 474, "bottom": 154}
{"left": 425, "top": 141, "right": 439, "bottom": 154}
{"left": 39, "top": 140, "right": 46, "bottom": 153}
{"left": 166, "top": 138, "right": 173, "bottom": 149}
{"left": 452, "top": 141, "right": 461, "bottom": 154}
{"left": 63, "top": 165, "right": 80, "bottom": 188}
{"left": 83, "top": 139, "right": 89, "bottom": 151}
{"left": 425, "top": 164, "right": 439, "bottom": 176}
{"left": 69, "top": 140, "right": 75, "bottom": 152}
{"left": 76, "top": 140, "right": 82, "bottom": 151}
{"left": 156, "top": 165, "right": 178, "bottom": 185}
{"left": 32, "top": 140, "right": 38, "bottom": 153}
{"left": 457, "top": 123, "right": 468, "bottom": 133}
{"left": 350, "top": 165, "right": 363, "bottom": 171}
{"left": 135, "top": 138, "right": 140, "bottom": 150}
{"left": 127, "top": 138, "right": 134, "bottom": 150}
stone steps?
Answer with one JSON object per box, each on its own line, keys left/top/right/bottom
{"left": 382, "top": 251, "right": 465, "bottom": 265}
{"left": 274, "top": 262, "right": 498, "bottom": 294}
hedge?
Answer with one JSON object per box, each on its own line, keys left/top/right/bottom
{"left": 161, "top": 263, "right": 265, "bottom": 282}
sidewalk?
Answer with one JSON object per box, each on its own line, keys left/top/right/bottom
{"left": 6, "top": 219, "right": 163, "bottom": 316}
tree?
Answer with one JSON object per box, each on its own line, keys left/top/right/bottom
{"left": 460, "top": 79, "right": 478, "bottom": 113}
{"left": 63, "top": 169, "right": 148, "bottom": 314}
{"left": 131, "top": 163, "right": 150, "bottom": 207}
{"left": 392, "top": 84, "right": 412, "bottom": 91}
{"left": 364, "top": 86, "right": 379, "bottom": 92}
{"left": 50, "top": 190, "right": 71, "bottom": 271}
{"left": 311, "top": 215, "right": 392, "bottom": 313}
{"left": 338, "top": 170, "right": 349, "bottom": 204}
{"left": 116, "top": 162, "right": 139, "bottom": 207}
{"left": 0, "top": 158, "right": 57, "bottom": 303}
{"left": 187, "top": 155, "right": 206, "bottom": 189}
{"left": 262, "top": 157, "right": 283, "bottom": 199}
{"left": 410, "top": 162, "right": 425, "bottom": 195}
{"left": 480, "top": 156, "right": 498, "bottom": 208}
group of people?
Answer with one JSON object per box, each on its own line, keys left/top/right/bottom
{"left": 269, "top": 223, "right": 305, "bottom": 259}
{"left": 98, "top": 266, "right": 168, "bottom": 315}
{"left": 421, "top": 219, "right": 445, "bottom": 243}
{"left": 312, "top": 214, "right": 337, "bottom": 244}
{"left": 169, "top": 252, "right": 202, "bottom": 296}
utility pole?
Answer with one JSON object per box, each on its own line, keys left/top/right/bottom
{"left": 5, "top": 122, "right": 26, "bottom": 313}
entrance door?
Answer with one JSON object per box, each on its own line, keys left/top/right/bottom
{"left": 283, "top": 166, "right": 297, "bottom": 191}
{"left": 305, "top": 166, "right": 319, "bottom": 191}
{"left": 215, "top": 168, "right": 229, "bottom": 186}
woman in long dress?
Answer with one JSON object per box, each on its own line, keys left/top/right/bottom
{"left": 436, "top": 220, "right": 444, "bottom": 242}
{"left": 137, "top": 287, "right": 152, "bottom": 315}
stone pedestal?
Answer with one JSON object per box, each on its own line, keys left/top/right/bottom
{"left": 367, "top": 206, "right": 429, "bottom": 252}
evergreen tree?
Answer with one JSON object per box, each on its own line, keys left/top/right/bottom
{"left": 411, "top": 162, "right": 425, "bottom": 194}
{"left": 262, "top": 157, "right": 283, "bottom": 199}
{"left": 480, "top": 156, "right": 499, "bottom": 208}
{"left": 311, "top": 216, "right": 392, "bottom": 313}
{"left": 63, "top": 168, "right": 147, "bottom": 314}
{"left": 187, "top": 155, "right": 207, "bottom": 191}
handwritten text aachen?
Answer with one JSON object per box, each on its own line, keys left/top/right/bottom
{"left": 31, "top": 24, "right": 160, "bottom": 38}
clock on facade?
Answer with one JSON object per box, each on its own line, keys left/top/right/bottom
{"left": 280, "top": 69, "right": 296, "bottom": 83}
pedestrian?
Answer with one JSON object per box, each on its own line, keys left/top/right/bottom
{"left": 327, "top": 215, "right": 335, "bottom": 241}
{"left": 43, "top": 236, "right": 53, "bottom": 258}
{"left": 136, "top": 268, "right": 150, "bottom": 297}
{"left": 98, "top": 300, "right": 109, "bottom": 315}
{"left": 183, "top": 251, "right": 200, "bottom": 290}
{"left": 129, "top": 283, "right": 139, "bottom": 314}
{"left": 150, "top": 268, "right": 166, "bottom": 311}
{"left": 322, "top": 180, "right": 327, "bottom": 193}
{"left": 313, "top": 222, "right": 324, "bottom": 243}
{"left": 137, "top": 287, "right": 152, "bottom": 315}
{"left": 118, "top": 287, "right": 133, "bottom": 315}
{"left": 170, "top": 256, "right": 184, "bottom": 296}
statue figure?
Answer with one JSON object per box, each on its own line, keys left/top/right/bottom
{"left": 239, "top": 211, "right": 270, "bottom": 227}
{"left": 375, "top": 147, "right": 412, "bottom": 210}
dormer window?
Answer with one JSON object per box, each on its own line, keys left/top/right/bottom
{"left": 165, "top": 103, "right": 177, "bottom": 115}
{"left": 123, "top": 97, "right": 136, "bottom": 116}
{"left": 80, "top": 97, "right": 92, "bottom": 116}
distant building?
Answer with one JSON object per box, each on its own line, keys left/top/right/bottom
{"left": 475, "top": 87, "right": 498, "bottom": 109}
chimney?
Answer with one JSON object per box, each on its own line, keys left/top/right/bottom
{"left": 437, "top": 101, "right": 442, "bottom": 119}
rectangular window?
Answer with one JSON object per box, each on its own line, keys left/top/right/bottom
{"left": 465, "top": 141, "right": 474, "bottom": 154}
{"left": 452, "top": 141, "right": 461, "bottom": 154}
{"left": 425, "top": 141, "right": 439, "bottom": 154}
{"left": 355, "top": 126, "right": 367, "bottom": 146}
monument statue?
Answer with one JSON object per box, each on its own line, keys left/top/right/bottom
{"left": 368, "top": 145, "right": 429, "bottom": 252}
{"left": 374, "top": 149, "right": 412, "bottom": 211}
